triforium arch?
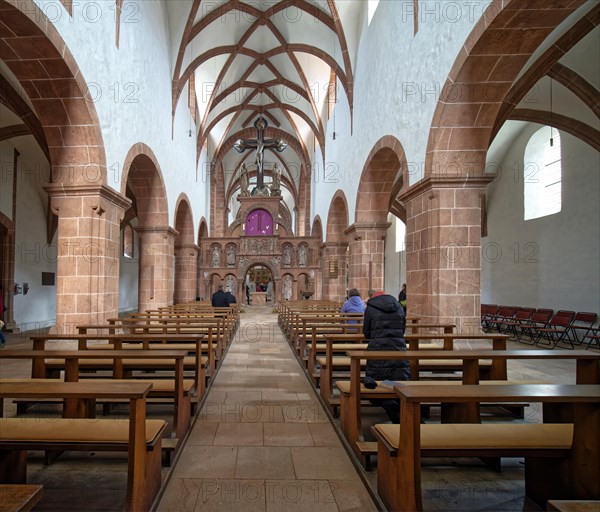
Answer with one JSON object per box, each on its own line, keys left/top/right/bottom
{"left": 174, "top": 194, "right": 197, "bottom": 304}
{"left": 0, "top": 1, "right": 131, "bottom": 329}
{"left": 349, "top": 136, "right": 408, "bottom": 296}
{"left": 122, "top": 143, "right": 174, "bottom": 312}
{"left": 324, "top": 191, "right": 350, "bottom": 301}
{"left": 405, "top": 0, "right": 589, "bottom": 329}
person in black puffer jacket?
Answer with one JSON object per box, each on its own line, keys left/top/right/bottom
{"left": 363, "top": 291, "right": 410, "bottom": 423}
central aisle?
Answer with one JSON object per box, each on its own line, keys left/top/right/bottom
{"left": 158, "top": 306, "right": 378, "bottom": 512}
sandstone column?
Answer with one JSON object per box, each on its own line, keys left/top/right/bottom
{"left": 45, "top": 184, "right": 131, "bottom": 332}
{"left": 174, "top": 244, "right": 199, "bottom": 303}
{"left": 321, "top": 242, "right": 348, "bottom": 302}
{"left": 345, "top": 223, "right": 391, "bottom": 297}
{"left": 400, "top": 177, "right": 492, "bottom": 331}
{"left": 135, "top": 226, "right": 177, "bottom": 312}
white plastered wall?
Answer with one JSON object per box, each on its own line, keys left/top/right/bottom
{"left": 32, "top": 0, "right": 210, "bottom": 235}
{"left": 482, "top": 127, "right": 600, "bottom": 314}
{"left": 313, "top": 0, "right": 493, "bottom": 230}
{"left": 0, "top": 138, "right": 57, "bottom": 330}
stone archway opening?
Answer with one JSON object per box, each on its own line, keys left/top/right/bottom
{"left": 122, "top": 148, "right": 172, "bottom": 311}
{"left": 245, "top": 264, "right": 274, "bottom": 306}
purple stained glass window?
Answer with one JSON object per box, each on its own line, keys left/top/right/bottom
{"left": 246, "top": 209, "right": 273, "bottom": 236}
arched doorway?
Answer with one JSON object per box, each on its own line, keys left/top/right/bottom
{"left": 245, "top": 264, "right": 274, "bottom": 306}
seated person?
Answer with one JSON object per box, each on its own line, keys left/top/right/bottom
{"left": 341, "top": 288, "right": 366, "bottom": 314}
{"left": 211, "top": 286, "right": 228, "bottom": 307}
{"left": 363, "top": 291, "right": 410, "bottom": 423}
{"left": 225, "top": 288, "right": 237, "bottom": 306}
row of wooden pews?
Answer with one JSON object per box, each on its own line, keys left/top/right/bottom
{"left": 0, "top": 302, "right": 240, "bottom": 511}
{"left": 278, "top": 300, "right": 600, "bottom": 511}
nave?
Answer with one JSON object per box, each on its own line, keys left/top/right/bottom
{"left": 1, "top": 305, "right": 592, "bottom": 512}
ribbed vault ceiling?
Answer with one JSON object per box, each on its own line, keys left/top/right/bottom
{"left": 171, "top": 0, "right": 355, "bottom": 206}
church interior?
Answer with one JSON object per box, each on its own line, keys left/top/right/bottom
{"left": 0, "top": 0, "right": 599, "bottom": 511}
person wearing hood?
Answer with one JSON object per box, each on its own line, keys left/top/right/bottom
{"left": 341, "top": 288, "right": 366, "bottom": 314}
{"left": 363, "top": 291, "right": 410, "bottom": 423}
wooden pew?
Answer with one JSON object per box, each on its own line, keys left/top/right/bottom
{"left": 308, "top": 323, "right": 456, "bottom": 387}
{"left": 342, "top": 350, "right": 600, "bottom": 465}
{"left": 0, "top": 484, "right": 43, "bottom": 512}
{"left": 0, "top": 381, "right": 164, "bottom": 512}
{"left": 0, "top": 349, "right": 191, "bottom": 441}
{"left": 319, "top": 334, "right": 509, "bottom": 412}
{"left": 30, "top": 334, "right": 208, "bottom": 395}
{"left": 372, "top": 384, "right": 600, "bottom": 511}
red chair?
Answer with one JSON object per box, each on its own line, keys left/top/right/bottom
{"left": 567, "top": 312, "right": 598, "bottom": 345}
{"left": 519, "top": 309, "right": 553, "bottom": 344}
{"left": 481, "top": 304, "right": 498, "bottom": 330}
{"left": 489, "top": 306, "right": 519, "bottom": 333}
{"left": 502, "top": 307, "right": 535, "bottom": 341}
{"left": 534, "top": 310, "right": 576, "bottom": 348}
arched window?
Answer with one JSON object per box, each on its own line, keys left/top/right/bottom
{"left": 524, "top": 127, "right": 562, "bottom": 220}
{"left": 123, "top": 224, "right": 134, "bottom": 258}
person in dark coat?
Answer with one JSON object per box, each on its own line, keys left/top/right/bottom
{"left": 245, "top": 284, "right": 251, "bottom": 305}
{"left": 211, "top": 286, "right": 228, "bottom": 307}
{"left": 363, "top": 291, "right": 410, "bottom": 423}
{"left": 225, "top": 288, "right": 237, "bottom": 306}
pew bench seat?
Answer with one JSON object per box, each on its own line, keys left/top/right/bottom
{"left": 373, "top": 422, "right": 573, "bottom": 454}
{"left": 317, "top": 357, "right": 493, "bottom": 370}
{"left": 0, "top": 418, "right": 166, "bottom": 447}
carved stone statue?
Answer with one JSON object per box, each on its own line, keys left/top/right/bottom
{"left": 283, "top": 245, "right": 292, "bottom": 267}
{"left": 226, "top": 245, "right": 236, "bottom": 266}
{"left": 239, "top": 164, "right": 249, "bottom": 197}
{"left": 270, "top": 163, "right": 282, "bottom": 196}
{"left": 282, "top": 275, "right": 292, "bottom": 300}
{"left": 298, "top": 245, "right": 307, "bottom": 267}
{"left": 226, "top": 275, "right": 236, "bottom": 293}
{"left": 212, "top": 246, "right": 221, "bottom": 267}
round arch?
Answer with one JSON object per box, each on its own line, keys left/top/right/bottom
{"left": 0, "top": 0, "right": 107, "bottom": 185}
{"left": 424, "top": 0, "right": 586, "bottom": 178}
{"left": 173, "top": 194, "right": 197, "bottom": 304}
{"left": 121, "top": 143, "right": 169, "bottom": 228}
{"left": 311, "top": 216, "right": 323, "bottom": 242}
{"left": 355, "top": 136, "right": 408, "bottom": 224}
{"left": 326, "top": 190, "right": 349, "bottom": 243}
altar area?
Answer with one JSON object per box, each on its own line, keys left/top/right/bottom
{"left": 249, "top": 292, "right": 268, "bottom": 305}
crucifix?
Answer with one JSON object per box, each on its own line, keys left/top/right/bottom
{"left": 234, "top": 116, "right": 288, "bottom": 196}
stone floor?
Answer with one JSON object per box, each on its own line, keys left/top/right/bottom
{"left": 156, "top": 306, "right": 377, "bottom": 512}
{"left": 0, "top": 308, "right": 593, "bottom": 511}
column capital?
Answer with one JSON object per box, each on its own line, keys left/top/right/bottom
{"left": 175, "top": 243, "right": 200, "bottom": 253}
{"left": 398, "top": 176, "right": 494, "bottom": 203}
{"left": 44, "top": 183, "right": 131, "bottom": 215}
{"left": 344, "top": 223, "right": 391, "bottom": 240}
{"left": 135, "top": 226, "right": 179, "bottom": 239}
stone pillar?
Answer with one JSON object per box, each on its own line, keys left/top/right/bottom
{"left": 292, "top": 278, "right": 298, "bottom": 301}
{"left": 174, "top": 244, "right": 199, "bottom": 304}
{"left": 45, "top": 184, "right": 131, "bottom": 332}
{"left": 135, "top": 226, "right": 177, "bottom": 312}
{"left": 345, "top": 223, "right": 391, "bottom": 298}
{"left": 321, "top": 242, "right": 348, "bottom": 302}
{"left": 399, "top": 177, "right": 492, "bottom": 331}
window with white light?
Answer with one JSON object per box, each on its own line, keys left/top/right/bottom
{"left": 524, "top": 127, "right": 562, "bottom": 220}
{"left": 368, "top": 0, "right": 380, "bottom": 25}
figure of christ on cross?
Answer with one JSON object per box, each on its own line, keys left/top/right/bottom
{"left": 234, "top": 116, "right": 288, "bottom": 196}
